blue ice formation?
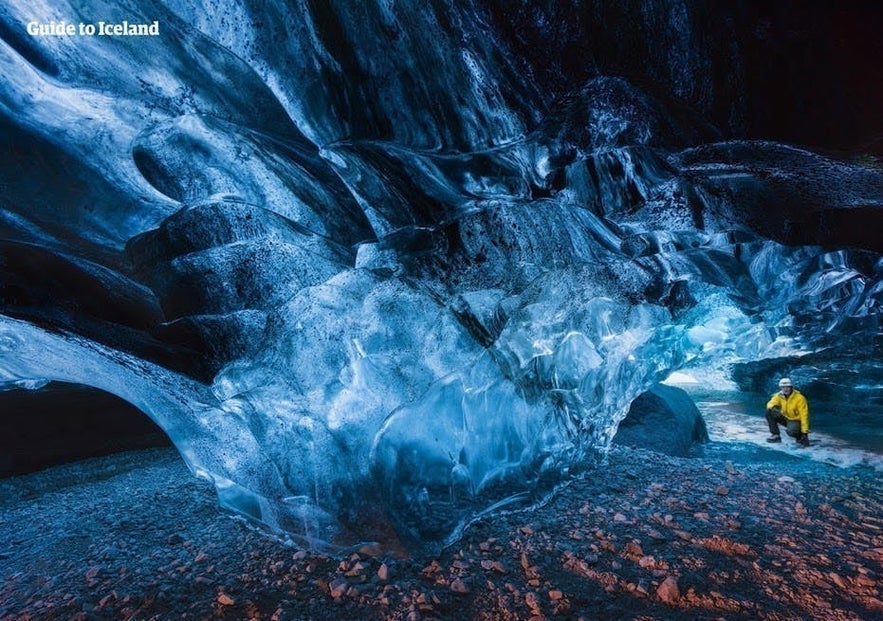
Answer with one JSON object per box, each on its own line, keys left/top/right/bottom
{"left": 1, "top": 0, "right": 881, "bottom": 553}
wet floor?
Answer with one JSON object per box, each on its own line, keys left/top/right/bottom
{"left": 690, "top": 390, "right": 883, "bottom": 473}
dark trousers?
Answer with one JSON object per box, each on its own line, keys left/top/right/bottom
{"left": 766, "top": 410, "right": 801, "bottom": 437}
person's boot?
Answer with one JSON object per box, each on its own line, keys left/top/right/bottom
{"left": 766, "top": 434, "right": 782, "bottom": 443}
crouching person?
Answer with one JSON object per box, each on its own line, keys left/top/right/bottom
{"left": 766, "top": 377, "right": 810, "bottom": 447}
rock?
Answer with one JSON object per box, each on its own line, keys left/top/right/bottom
{"left": 481, "top": 559, "right": 508, "bottom": 574}
{"left": 328, "top": 578, "right": 348, "bottom": 598}
{"left": 855, "top": 575, "right": 876, "bottom": 587}
{"left": 217, "top": 593, "right": 235, "bottom": 606}
{"left": 613, "top": 384, "right": 709, "bottom": 456}
{"left": 450, "top": 578, "right": 469, "bottom": 593}
{"left": 623, "top": 542, "right": 644, "bottom": 557}
{"left": 525, "top": 591, "right": 541, "bottom": 613}
{"left": 656, "top": 576, "right": 680, "bottom": 604}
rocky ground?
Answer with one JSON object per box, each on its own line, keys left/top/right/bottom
{"left": 1, "top": 445, "right": 881, "bottom": 620}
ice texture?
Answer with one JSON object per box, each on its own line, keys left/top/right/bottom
{"left": 1, "top": 0, "right": 881, "bottom": 553}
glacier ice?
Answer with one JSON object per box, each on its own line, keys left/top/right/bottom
{"left": 1, "top": 0, "right": 882, "bottom": 553}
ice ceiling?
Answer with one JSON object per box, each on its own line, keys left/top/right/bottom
{"left": 1, "top": 0, "right": 881, "bottom": 553}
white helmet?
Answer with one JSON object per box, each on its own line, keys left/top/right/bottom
{"left": 778, "top": 377, "right": 793, "bottom": 388}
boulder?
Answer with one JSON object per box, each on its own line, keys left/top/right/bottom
{"left": 613, "top": 384, "right": 709, "bottom": 456}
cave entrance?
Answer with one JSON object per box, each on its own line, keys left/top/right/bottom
{"left": 0, "top": 381, "right": 172, "bottom": 478}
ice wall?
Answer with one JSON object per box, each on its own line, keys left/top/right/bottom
{"left": 1, "top": 0, "right": 881, "bottom": 553}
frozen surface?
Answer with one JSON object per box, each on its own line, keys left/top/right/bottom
{"left": 1, "top": 0, "right": 881, "bottom": 553}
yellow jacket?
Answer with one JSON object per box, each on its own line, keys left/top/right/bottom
{"left": 767, "top": 389, "right": 810, "bottom": 433}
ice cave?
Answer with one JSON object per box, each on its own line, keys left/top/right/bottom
{"left": 1, "top": 0, "right": 881, "bottom": 557}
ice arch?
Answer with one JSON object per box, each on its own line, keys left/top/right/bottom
{"left": 0, "top": 315, "right": 333, "bottom": 547}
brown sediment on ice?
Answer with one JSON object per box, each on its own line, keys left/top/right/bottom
{"left": 1, "top": 446, "right": 881, "bottom": 620}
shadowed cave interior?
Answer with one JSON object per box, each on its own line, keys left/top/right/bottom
{"left": 0, "top": 382, "right": 172, "bottom": 478}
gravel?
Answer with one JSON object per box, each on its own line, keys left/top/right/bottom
{"left": 2, "top": 445, "right": 881, "bottom": 620}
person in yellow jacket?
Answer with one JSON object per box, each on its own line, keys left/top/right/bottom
{"left": 765, "top": 377, "right": 810, "bottom": 447}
